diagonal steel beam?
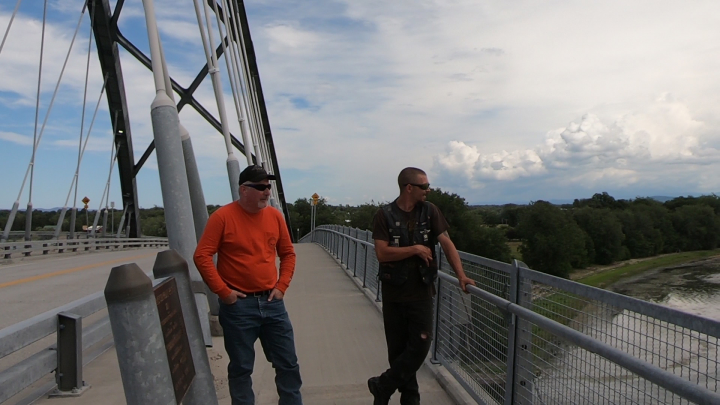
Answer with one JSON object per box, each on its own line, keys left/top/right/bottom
{"left": 87, "top": 0, "right": 141, "bottom": 237}
{"left": 113, "top": 33, "right": 253, "bottom": 174}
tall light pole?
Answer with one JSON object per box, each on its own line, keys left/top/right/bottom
{"left": 110, "top": 201, "right": 115, "bottom": 235}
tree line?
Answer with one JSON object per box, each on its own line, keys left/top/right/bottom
{"left": 0, "top": 206, "right": 168, "bottom": 237}
{"left": 288, "top": 191, "right": 720, "bottom": 279}
{"left": 286, "top": 189, "right": 514, "bottom": 263}
{"left": 6, "top": 190, "right": 718, "bottom": 280}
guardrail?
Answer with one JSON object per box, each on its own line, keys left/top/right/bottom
{"left": 0, "top": 292, "right": 111, "bottom": 403}
{"left": 1, "top": 238, "right": 169, "bottom": 260}
{"left": 307, "top": 225, "right": 720, "bottom": 405}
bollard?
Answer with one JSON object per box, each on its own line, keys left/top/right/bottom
{"left": 153, "top": 250, "right": 218, "bottom": 405}
{"left": 48, "top": 312, "right": 90, "bottom": 397}
{"left": 104, "top": 263, "right": 176, "bottom": 405}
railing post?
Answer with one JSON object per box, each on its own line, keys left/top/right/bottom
{"left": 510, "top": 259, "right": 534, "bottom": 405}
{"left": 50, "top": 312, "right": 89, "bottom": 397}
{"left": 340, "top": 234, "right": 345, "bottom": 265}
{"left": 503, "top": 261, "right": 520, "bottom": 405}
{"left": 104, "top": 263, "right": 177, "bottom": 405}
{"left": 353, "top": 241, "right": 359, "bottom": 277}
{"left": 430, "top": 276, "right": 442, "bottom": 364}
{"left": 362, "top": 243, "right": 369, "bottom": 288}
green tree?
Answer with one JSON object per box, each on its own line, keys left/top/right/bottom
{"left": 671, "top": 205, "right": 720, "bottom": 251}
{"left": 500, "top": 204, "right": 524, "bottom": 227}
{"left": 572, "top": 207, "right": 624, "bottom": 265}
{"left": 517, "top": 201, "right": 587, "bottom": 278}
{"left": 286, "top": 197, "right": 345, "bottom": 239}
{"left": 427, "top": 188, "right": 511, "bottom": 263}
{"left": 349, "top": 202, "right": 382, "bottom": 231}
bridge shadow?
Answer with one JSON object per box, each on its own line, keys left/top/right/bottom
{"left": 26, "top": 243, "right": 454, "bottom": 405}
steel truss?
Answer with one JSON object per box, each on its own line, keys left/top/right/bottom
{"left": 87, "top": 0, "right": 293, "bottom": 239}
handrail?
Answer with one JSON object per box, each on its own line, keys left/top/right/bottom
{"left": 0, "top": 292, "right": 106, "bottom": 358}
{"left": 438, "top": 271, "right": 720, "bottom": 405}
{"left": 1, "top": 237, "right": 169, "bottom": 260}
{"left": 0, "top": 291, "right": 111, "bottom": 403}
{"left": 314, "top": 224, "right": 720, "bottom": 405}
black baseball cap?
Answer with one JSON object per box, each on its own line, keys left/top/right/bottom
{"left": 238, "top": 165, "right": 276, "bottom": 185}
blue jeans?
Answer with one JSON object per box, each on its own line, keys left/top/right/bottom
{"left": 219, "top": 297, "right": 303, "bottom": 405}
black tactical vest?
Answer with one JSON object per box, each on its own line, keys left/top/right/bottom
{"left": 378, "top": 201, "right": 438, "bottom": 286}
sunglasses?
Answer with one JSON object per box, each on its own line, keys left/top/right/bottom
{"left": 407, "top": 183, "right": 431, "bottom": 190}
{"left": 243, "top": 183, "right": 272, "bottom": 191}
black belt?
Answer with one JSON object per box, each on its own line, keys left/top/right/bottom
{"left": 239, "top": 289, "right": 273, "bottom": 298}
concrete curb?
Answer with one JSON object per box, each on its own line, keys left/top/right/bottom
{"left": 321, "top": 245, "right": 476, "bottom": 405}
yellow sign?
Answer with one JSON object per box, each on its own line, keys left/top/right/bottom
{"left": 82, "top": 196, "right": 90, "bottom": 204}
{"left": 311, "top": 193, "right": 319, "bottom": 205}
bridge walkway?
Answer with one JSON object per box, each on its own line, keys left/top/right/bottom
{"left": 26, "top": 243, "right": 454, "bottom": 405}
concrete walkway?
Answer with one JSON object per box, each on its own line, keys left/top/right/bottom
{"left": 24, "top": 243, "right": 454, "bottom": 405}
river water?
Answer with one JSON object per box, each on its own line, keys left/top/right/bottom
{"left": 532, "top": 256, "right": 720, "bottom": 404}
{"left": 611, "top": 256, "right": 720, "bottom": 321}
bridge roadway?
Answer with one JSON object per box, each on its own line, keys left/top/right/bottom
{"left": 2, "top": 244, "right": 455, "bottom": 404}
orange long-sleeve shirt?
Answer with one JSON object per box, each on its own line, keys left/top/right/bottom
{"left": 193, "top": 202, "right": 296, "bottom": 299}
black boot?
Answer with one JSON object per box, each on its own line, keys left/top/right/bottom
{"left": 368, "top": 376, "right": 392, "bottom": 405}
{"left": 400, "top": 392, "right": 420, "bottom": 405}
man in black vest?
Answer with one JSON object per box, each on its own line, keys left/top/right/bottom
{"left": 368, "top": 167, "right": 475, "bottom": 405}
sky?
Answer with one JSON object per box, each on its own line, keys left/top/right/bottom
{"left": 1, "top": 0, "right": 719, "bottom": 211}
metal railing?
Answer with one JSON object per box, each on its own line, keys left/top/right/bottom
{"left": 306, "top": 225, "right": 720, "bottom": 405}
{"left": 0, "top": 292, "right": 111, "bottom": 403}
{"left": 1, "top": 237, "right": 169, "bottom": 260}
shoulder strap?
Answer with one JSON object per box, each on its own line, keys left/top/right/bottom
{"left": 382, "top": 203, "right": 395, "bottom": 230}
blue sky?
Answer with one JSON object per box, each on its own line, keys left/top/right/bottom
{"left": 1, "top": 0, "right": 720, "bottom": 210}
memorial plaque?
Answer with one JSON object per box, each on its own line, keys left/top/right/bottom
{"left": 154, "top": 277, "right": 195, "bottom": 404}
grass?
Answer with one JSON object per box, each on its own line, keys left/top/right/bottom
{"left": 577, "top": 249, "right": 720, "bottom": 289}
{"left": 507, "top": 241, "right": 522, "bottom": 261}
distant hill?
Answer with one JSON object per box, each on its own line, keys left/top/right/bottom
{"left": 648, "top": 196, "right": 676, "bottom": 203}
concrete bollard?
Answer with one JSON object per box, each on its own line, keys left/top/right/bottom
{"left": 104, "top": 263, "right": 176, "bottom": 405}
{"left": 153, "top": 250, "right": 218, "bottom": 405}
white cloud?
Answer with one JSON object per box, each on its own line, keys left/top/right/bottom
{"left": 0, "top": 131, "right": 33, "bottom": 146}
{"left": 434, "top": 96, "right": 720, "bottom": 194}
{"left": 265, "top": 24, "right": 322, "bottom": 54}
{"left": 3, "top": 1, "right": 720, "bottom": 208}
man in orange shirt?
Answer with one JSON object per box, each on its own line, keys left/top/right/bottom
{"left": 194, "top": 165, "right": 302, "bottom": 405}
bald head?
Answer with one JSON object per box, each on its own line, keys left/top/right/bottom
{"left": 398, "top": 167, "right": 426, "bottom": 191}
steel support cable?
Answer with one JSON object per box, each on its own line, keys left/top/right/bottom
{"left": 54, "top": 8, "right": 95, "bottom": 239}
{"left": 222, "top": 1, "right": 258, "bottom": 133}
{"left": 223, "top": 3, "right": 282, "bottom": 207}
{"left": 191, "top": 0, "right": 234, "bottom": 156}
{"left": 1, "top": 0, "right": 44, "bottom": 241}
{"left": 0, "top": 0, "right": 23, "bottom": 57}
{"left": 224, "top": 1, "right": 264, "bottom": 163}
{"left": 27, "top": 0, "right": 48, "bottom": 207}
{"left": 91, "top": 140, "right": 118, "bottom": 237}
{"left": 57, "top": 76, "right": 110, "bottom": 217}
{"left": 74, "top": 3, "right": 94, "bottom": 213}
{"left": 230, "top": 21, "right": 268, "bottom": 168}
{"left": 212, "top": 0, "right": 252, "bottom": 165}
{"left": 223, "top": 0, "right": 265, "bottom": 170}
{"left": 8, "top": 1, "right": 89, "bottom": 207}
{"left": 215, "top": 1, "right": 266, "bottom": 175}
{"left": 211, "top": 0, "right": 262, "bottom": 168}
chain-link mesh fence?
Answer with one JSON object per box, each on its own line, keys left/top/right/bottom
{"left": 306, "top": 225, "right": 720, "bottom": 404}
